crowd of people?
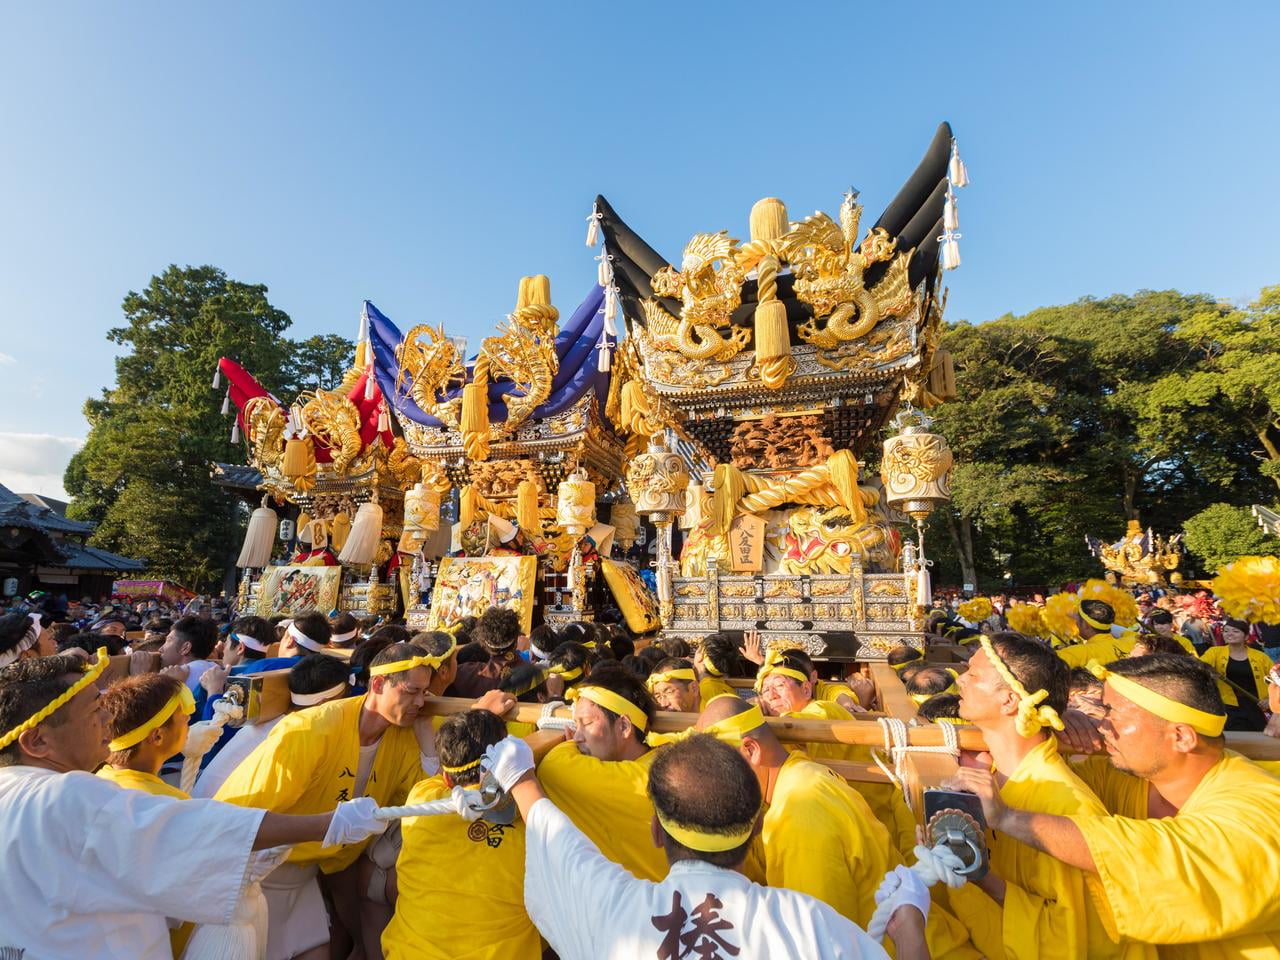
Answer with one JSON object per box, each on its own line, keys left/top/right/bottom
{"left": 1, "top": 574, "right": 1279, "bottom": 959}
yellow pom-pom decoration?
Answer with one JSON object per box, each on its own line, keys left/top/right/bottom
{"left": 1005, "top": 602, "right": 1047, "bottom": 638}
{"left": 1212, "top": 556, "right": 1280, "bottom": 624}
{"left": 1042, "top": 592, "right": 1080, "bottom": 645}
{"left": 957, "top": 597, "right": 994, "bottom": 624}
{"left": 1076, "top": 579, "right": 1139, "bottom": 627}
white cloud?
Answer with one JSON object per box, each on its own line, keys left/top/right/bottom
{"left": 0, "top": 432, "right": 83, "bottom": 500}
{"left": 0, "top": 353, "right": 15, "bottom": 365}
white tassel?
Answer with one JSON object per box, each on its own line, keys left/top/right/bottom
{"left": 220, "top": 390, "right": 231, "bottom": 416}
{"left": 364, "top": 367, "right": 376, "bottom": 401}
{"left": 917, "top": 562, "right": 932, "bottom": 608}
{"left": 585, "top": 207, "right": 600, "bottom": 247}
{"left": 949, "top": 140, "right": 969, "bottom": 188}
{"left": 212, "top": 368, "right": 222, "bottom": 390}
{"left": 339, "top": 501, "right": 384, "bottom": 565}
{"left": 230, "top": 421, "right": 240, "bottom": 443}
{"left": 597, "top": 253, "right": 612, "bottom": 288}
{"left": 944, "top": 188, "right": 959, "bottom": 231}
{"left": 941, "top": 233, "right": 962, "bottom": 271}
{"left": 358, "top": 304, "right": 370, "bottom": 344}
{"left": 604, "top": 289, "right": 619, "bottom": 336}
{"left": 377, "top": 405, "right": 389, "bottom": 433}
{"left": 236, "top": 498, "right": 277, "bottom": 568}
{"left": 597, "top": 342, "right": 611, "bottom": 372}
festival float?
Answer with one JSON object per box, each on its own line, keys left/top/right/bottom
{"left": 216, "top": 122, "right": 966, "bottom": 657}
{"left": 590, "top": 121, "right": 967, "bottom": 658}
{"left": 1086, "top": 519, "right": 1184, "bottom": 587}
{"left": 212, "top": 347, "right": 425, "bottom": 619}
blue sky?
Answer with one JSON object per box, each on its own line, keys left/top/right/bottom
{"left": 1, "top": 2, "right": 1278, "bottom": 496}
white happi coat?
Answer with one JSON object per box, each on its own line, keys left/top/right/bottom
{"left": 0, "top": 765, "right": 266, "bottom": 959}
{"left": 523, "top": 797, "right": 890, "bottom": 960}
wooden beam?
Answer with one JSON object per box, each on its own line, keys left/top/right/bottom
{"left": 222, "top": 670, "right": 1280, "bottom": 761}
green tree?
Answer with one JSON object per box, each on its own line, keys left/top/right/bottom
{"left": 1182, "top": 502, "right": 1280, "bottom": 574}
{"left": 925, "top": 290, "right": 1274, "bottom": 590}
{"left": 284, "top": 333, "right": 356, "bottom": 394}
{"left": 64, "top": 265, "right": 299, "bottom": 588}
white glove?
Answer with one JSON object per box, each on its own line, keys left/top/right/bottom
{"left": 482, "top": 736, "right": 535, "bottom": 791}
{"left": 867, "top": 864, "right": 931, "bottom": 942}
{"left": 323, "top": 796, "right": 389, "bottom": 848}
{"left": 181, "top": 720, "right": 224, "bottom": 760}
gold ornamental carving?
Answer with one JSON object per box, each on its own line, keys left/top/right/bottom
{"left": 780, "top": 193, "right": 916, "bottom": 349}
{"left": 881, "top": 430, "right": 953, "bottom": 503}
{"left": 647, "top": 231, "right": 751, "bottom": 362}
{"left": 729, "top": 414, "right": 833, "bottom": 471}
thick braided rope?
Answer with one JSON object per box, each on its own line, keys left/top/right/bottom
{"left": 373, "top": 796, "right": 459, "bottom": 821}
{"left": 180, "top": 696, "right": 246, "bottom": 795}
{"left": 462, "top": 352, "right": 492, "bottom": 461}
{"left": 536, "top": 700, "right": 575, "bottom": 734}
{"left": 865, "top": 843, "right": 969, "bottom": 942}
{"left": 0, "top": 649, "right": 108, "bottom": 751}
{"left": 736, "top": 466, "right": 843, "bottom": 513}
{"left": 870, "top": 716, "right": 959, "bottom": 814}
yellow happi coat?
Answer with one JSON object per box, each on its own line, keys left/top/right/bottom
{"left": 97, "top": 766, "right": 190, "bottom": 800}
{"left": 698, "top": 674, "right": 737, "bottom": 706}
{"left": 1072, "top": 751, "right": 1280, "bottom": 959}
{"left": 781, "top": 698, "right": 918, "bottom": 858}
{"left": 815, "top": 679, "right": 861, "bottom": 709}
{"left": 214, "top": 694, "right": 424, "bottom": 871}
{"left": 1057, "top": 634, "right": 1137, "bottom": 669}
{"left": 536, "top": 741, "right": 666, "bottom": 882}
{"left": 381, "top": 777, "right": 540, "bottom": 960}
{"left": 1198, "top": 646, "right": 1272, "bottom": 707}
{"left": 749, "top": 751, "right": 980, "bottom": 960}
{"left": 947, "top": 737, "right": 1144, "bottom": 960}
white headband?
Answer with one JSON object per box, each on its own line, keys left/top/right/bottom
{"left": 330, "top": 628, "right": 358, "bottom": 645}
{"left": 290, "top": 682, "right": 347, "bottom": 707}
{"left": 0, "top": 617, "right": 41, "bottom": 668}
{"left": 287, "top": 623, "right": 326, "bottom": 652}
{"left": 234, "top": 632, "right": 268, "bottom": 653}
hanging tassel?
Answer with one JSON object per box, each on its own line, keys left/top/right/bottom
{"left": 517, "top": 479, "right": 541, "bottom": 536}
{"left": 597, "top": 253, "right": 611, "bottom": 288}
{"left": 917, "top": 560, "right": 933, "bottom": 608}
{"left": 212, "top": 367, "right": 222, "bottom": 390}
{"left": 236, "top": 496, "right": 278, "bottom": 568}
{"left": 377, "top": 404, "right": 389, "bottom": 434}
{"left": 585, "top": 206, "right": 600, "bottom": 247}
{"left": 460, "top": 380, "right": 490, "bottom": 461}
{"left": 282, "top": 435, "right": 317, "bottom": 486}
{"left": 941, "top": 232, "right": 962, "bottom": 271}
{"left": 597, "top": 341, "right": 611, "bottom": 372}
{"left": 604, "top": 288, "right": 619, "bottom": 336}
{"left": 949, "top": 139, "right": 970, "bottom": 187}
{"left": 749, "top": 197, "right": 793, "bottom": 391}
{"left": 364, "top": 367, "right": 376, "bottom": 401}
{"left": 220, "top": 390, "right": 231, "bottom": 416}
{"left": 329, "top": 511, "right": 352, "bottom": 552}
{"left": 944, "top": 187, "right": 959, "bottom": 231}
{"left": 338, "top": 500, "right": 384, "bottom": 565}
{"left": 230, "top": 421, "right": 240, "bottom": 443}
{"left": 459, "top": 485, "right": 480, "bottom": 529}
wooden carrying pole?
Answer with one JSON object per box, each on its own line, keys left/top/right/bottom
{"left": 225, "top": 666, "right": 1280, "bottom": 761}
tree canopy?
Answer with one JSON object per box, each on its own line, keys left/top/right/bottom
{"left": 64, "top": 265, "right": 353, "bottom": 589}
{"left": 924, "top": 288, "right": 1279, "bottom": 588}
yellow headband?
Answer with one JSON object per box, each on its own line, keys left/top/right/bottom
{"left": 649, "top": 699, "right": 766, "bottom": 746}
{"left": 0, "top": 648, "right": 109, "bottom": 752}
{"left": 108, "top": 684, "right": 195, "bottom": 752}
{"left": 909, "top": 683, "right": 958, "bottom": 705}
{"left": 890, "top": 658, "right": 922, "bottom": 672}
{"left": 646, "top": 668, "right": 696, "bottom": 692}
{"left": 1079, "top": 609, "right": 1114, "bottom": 633}
{"left": 701, "top": 657, "right": 724, "bottom": 678}
{"left": 548, "top": 664, "right": 583, "bottom": 683}
{"left": 569, "top": 685, "right": 649, "bottom": 733}
{"left": 933, "top": 716, "right": 968, "bottom": 725}
{"left": 369, "top": 640, "right": 457, "bottom": 677}
{"left": 754, "top": 650, "right": 809, "bottom": 692}
{"left": 441, "top": 757, "right": 482, "bottom": 775}
{"left": 656, "top": 810, "right": 758, "bottom": 852}
{"left": 978, "top": 634, "right": 1064, "bottom": 738}
{"left": 506, "top": 669, "right": 549, "bottom": 699}
{"left": 1088, "top": 661, "right": 1226, "bottom": 737}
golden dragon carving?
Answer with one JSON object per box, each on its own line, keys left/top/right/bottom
{"left": 646, "top": 231, "right": 751, "bottom": 362}
{"left": 480, "top": 297, "right": 560, "bottom": 433}
{"left": 781, "top": 195, "right": 916, "bottom": 349}
{"left": 299, "top": 388, "right": 363, "bottom": 475}
{"left": 243, "top": 396, "right": 288, "bottom": 471}
{"left": 395, "top": 323, "right": 467, "bottom": 428}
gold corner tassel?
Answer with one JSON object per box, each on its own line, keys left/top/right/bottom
{"left": 749, "top": 197, "right": 792, "bottom": 391}
{"left": 460, "top": 352, "right": 491, "bottom": 462}
{"left": 516, "top": 479, "right": 541, "bottom": 537}
{"left": 282, "top": 436, "right": 317, "bottom": 491}
{"left": 619, "top": 380, "right": 652, "bottom": 435}
{"left": 329, "top": 511, "right": 352, "bottom": 552}
{"left": 459, "top": 484, "right": 481, "bottom": 529}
